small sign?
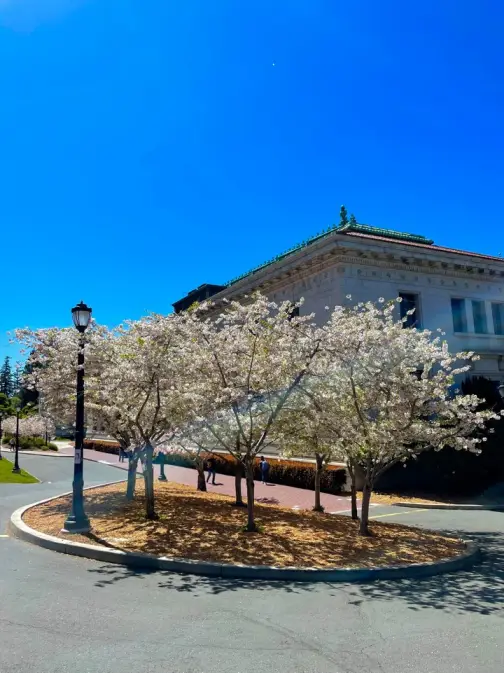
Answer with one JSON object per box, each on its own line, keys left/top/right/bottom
{"left": 75, "top": 448, "right": 82, "bottom": 465}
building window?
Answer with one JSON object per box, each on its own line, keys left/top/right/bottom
{"left": 472, "top": 300, "right": 488, "bottom": 334}
{"left": 451, "top": 298, "right": 467, "bottom": 333}
{"left": 492, "top": 303, "right": 504, "bottom": 335}
{"left": 399, "top": 293, "right": 420, "bottom": 328}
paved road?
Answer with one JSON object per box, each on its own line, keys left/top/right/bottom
{"left": 1, "top": 455, "right": 503, "bottom": 673}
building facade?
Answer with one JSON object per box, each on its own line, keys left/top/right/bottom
{"left": 173, "top": 223, "right": 504, "bottom": 383}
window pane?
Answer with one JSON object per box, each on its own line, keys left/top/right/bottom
{"left": 472, "top": 300, "right": 488, "bottom": 334}
{"left": 492, "top": 303, "right": 504, "bottom": 335}
{"left": 451, "top": 298, "right": 467, "bottom": 333}
{"left": 399, "top": 293, "right": 420, "bottom": 328}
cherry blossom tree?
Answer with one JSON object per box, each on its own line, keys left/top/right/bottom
{"left": 274, "top": 387, "right": 345, "bottom": 512}
{"left": 178, "top": 295, "right": 323, "bottom": 532}
{"left": 16, "top": 315, "right": 193, "bottom": 519}
{"left": 319, "top": 298, "right": 502, "bottom": 535}
{"left": 3, "top": 414, "right": 55, "bottom": 439}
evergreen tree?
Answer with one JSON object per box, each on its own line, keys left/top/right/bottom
{"left": 349, "top": 213, "right": 357, "bottom": 226}
{"left": 339, "top": 205, "right": 348, "bottom": 227}
{"left": 0, "top": 357, "right": 13, "bottom": 397}
{"left": 17, "top": 358, "right": 39, "bottom": 409}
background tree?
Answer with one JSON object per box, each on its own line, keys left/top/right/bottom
{"left": 0, "top": 392, "right": 16, "bottom": 459}
{"left": 0, "top": 356, "right": 14, "bottom": 397}
{"left": 349, "top": 213, "right": 357, "bottom": 225}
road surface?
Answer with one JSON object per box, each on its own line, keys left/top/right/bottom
{"left": 1, "top": 454, "right": 503, "bottom": 673}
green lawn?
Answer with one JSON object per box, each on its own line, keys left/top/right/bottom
{"left": 0, "top": 457, "right": 39, "bottom": 484}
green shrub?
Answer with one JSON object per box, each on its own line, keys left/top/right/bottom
{"left": 1, "top": 433, "right": 59, "bottom": 452}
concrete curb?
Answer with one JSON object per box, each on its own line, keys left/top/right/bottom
{"left": 2, "top": 449, "right": 71, "bottom": 458}
{"left": 9, "top": 483, "right": 480, "bottom": 583}
{"left": 393, "top": 501, "right": 504, "bottom": 511}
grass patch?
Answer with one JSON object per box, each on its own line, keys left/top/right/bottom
{"left": 0, "top": 457, "right": 39, "bottom": 484}
{"left": 24, "top": 480, "right": 465, "bottom": 569}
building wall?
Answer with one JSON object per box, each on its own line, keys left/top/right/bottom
{"left": 259, "top": 251, "right": 504, "bottom": 381}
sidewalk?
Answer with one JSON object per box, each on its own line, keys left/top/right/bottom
{"left": 58, "top": 444, "right": 355, "bottom": 514}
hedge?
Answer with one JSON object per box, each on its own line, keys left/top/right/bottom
{"left": 2, "top": 433, "right": 58, "bottom": 452}
{"left": 82, "top": 439, "right": 347, "bottom": 495}
{"left": 162, "top": 450, "right": 347, "bottom": 496}
{"left": 83, "top": 439, "right": 120, "bottom": 455}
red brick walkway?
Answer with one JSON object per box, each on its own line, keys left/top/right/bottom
{"left": 56, "top": 444, "right": 356, "bottom": 513}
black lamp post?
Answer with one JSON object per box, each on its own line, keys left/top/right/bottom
{"left": 11, "top": 409, "right": 20, "bottom": 474}
{"left": 11, "top": 369, "right": 21, "bottom": 474}
{"left": 63, "top": 301, "right": 92, "bottom": 533}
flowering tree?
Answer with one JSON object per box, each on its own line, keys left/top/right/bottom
{"left": 274, "top": 387, "right": 345, "bottom": 512}
{"left": 0, "top": 393, "right": 16, "bottom": 458}
{"left": 16, "top": 316, "right": 192, "bottom": 519}
{"left": 3, "top": 414, "right": 55, "bottom": 439}
{"left": 319, "top": 298, "right": 502, "bottom": 535}
{"left": 178, "top": 295, "right": 323, "bottom": 532}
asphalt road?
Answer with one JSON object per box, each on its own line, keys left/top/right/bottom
{"left": 1, "top": 455, "right": 503, "bottom": 673}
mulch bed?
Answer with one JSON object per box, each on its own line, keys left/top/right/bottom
{"left": 23, "top": 480, "right": 465, "bottom": 569}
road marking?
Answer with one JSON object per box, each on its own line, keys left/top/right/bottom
{"left": 0, "top": 534, "right": 9, "bottom": 538}
{"left": 98, "top": 460, "right": 113, "bottom": 465}
{"left": 370, "top": 508, "right": 426, "bottom": 519}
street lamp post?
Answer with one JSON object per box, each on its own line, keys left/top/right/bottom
{"left": 12, "top": 410, "right": 20, "bottom": 474}
{"left": 63, "top": 301, "right": 92, "bottom": 533}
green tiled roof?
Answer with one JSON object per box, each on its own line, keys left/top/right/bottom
{"left": 226, "top": 222, "right": 434, "bottom": 287}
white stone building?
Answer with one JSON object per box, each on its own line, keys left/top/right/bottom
{"left": 173, "top": 223, "right": 504, "bottom": 383}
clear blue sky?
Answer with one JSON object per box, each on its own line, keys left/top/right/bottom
{"left": 1, "top": 0, "right": 503, "bottom": 360}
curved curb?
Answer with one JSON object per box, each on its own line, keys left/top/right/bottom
{"left": 9, "top": 484, "right": 481, "bottom": 583}
{"left": 393, "top": 501, "right": 504, "bottom": 511}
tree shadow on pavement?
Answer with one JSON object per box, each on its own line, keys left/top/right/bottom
{"left": 86, "top": 529, "right": 504, "bottom": 612}
{"left": 346, "top": 530, "right": 504, "bottom": 616}
{"left": 87, "top": 564, "right": 316, "bottom": 595}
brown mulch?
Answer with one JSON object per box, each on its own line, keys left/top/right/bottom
{"left": 23, "top": 481, "right": 465, "bottom": 569}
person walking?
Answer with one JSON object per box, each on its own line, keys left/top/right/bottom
{"left": 259, "top": 456, "right": 270, "bottom": 484}
{"left": 206, "top": 457, "right": 216, "bottom": 485}
{"left": 119, "top": 447, "right": 126, "bottom": 463}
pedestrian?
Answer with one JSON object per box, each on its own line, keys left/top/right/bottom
{"left": 119, "top": 447, "right": 126, "bottom": 463}
{"left": 206, "top": 457, "right": 216, "bottom": 485}
{"left": 259, "top": 456, "right": 270, "bottom": 484}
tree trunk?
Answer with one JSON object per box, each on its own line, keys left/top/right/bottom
{"left": 348, "top": 461, "right": 358, "bottom": 520}
{"left": 126, "top": 452, "right": 139, "bottom": 500}
{"left": 142, "top": 444, "right": 158, "bottom": 520}
{"left": 233, "top": 460, "right": 245, "bottom": 506}
{"left": 245, "top": 462, "right": 257, "bottom": 532}
{"left": 313, "top": 454, "right": 324, "bottom": 512}
{"left": 197, "top": 465, "right": 207, "bottom": 491}
{"left": 359, "top": 481, "right": 372, "bottom": 536}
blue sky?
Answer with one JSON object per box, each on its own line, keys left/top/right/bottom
{"left": 1, "top": 0, "right": 503, "bottom": 360}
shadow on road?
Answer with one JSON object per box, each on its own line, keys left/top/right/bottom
{"left": 347, "top": 530, "right": 504, "bottom": 616}
{"left": 86, "top": 528, "right": 504, "bottom": 614}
